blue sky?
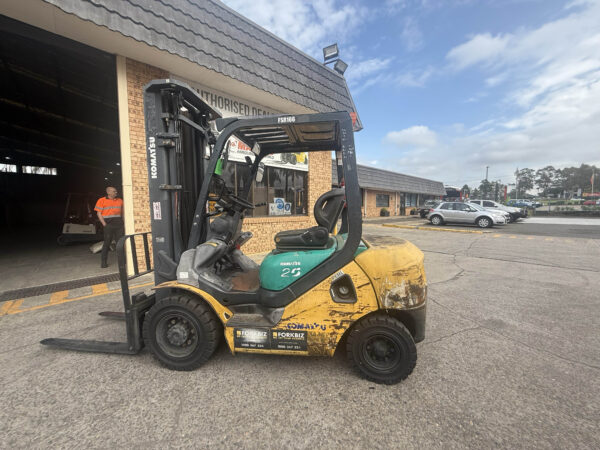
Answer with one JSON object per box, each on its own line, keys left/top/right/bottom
{"left": 222, "top": 0, "right": 600, "bottom": 188}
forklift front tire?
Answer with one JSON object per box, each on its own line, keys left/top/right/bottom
{"left": 143, "top": 293, "right": 222, "bottom": 371}
{"left": 346, "top": 314, "right": 417, "bottom": 385}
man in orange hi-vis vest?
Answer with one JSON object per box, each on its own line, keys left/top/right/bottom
{"left": 94, "top": 186, "right": 124, "bottom": 268}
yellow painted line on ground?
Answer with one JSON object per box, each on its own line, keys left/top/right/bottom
{"left": 545, "top": 238, "right": 554, "bottom": 241}
{"left": 91, "top": 283, "right": 109, "bottom": 295}
{"left": 381, "top": 223, "right": 485, "bottom": 234}
{"left": 493, "top": 234, "right": 502, "bottom": 237}
{"left": 0, "top": 300, "right": 17, "bottom": 315}
{"left": 49, "top": 290, "right": 69, "bottom": 305}
{"left": 0, "top": 282, "right": 154, "bottom": 317}
{"left": 509, "top": 235, "right": 517, "bottom": 239}
{"left": 526, "top": 237, "right": 534, "bottom": 240}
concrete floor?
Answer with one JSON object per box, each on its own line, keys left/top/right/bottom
{"left": 0, "top": 226, "right": 117, "bottom": 292}
{"left": 1, "top": 224, "right": 598, "bottom": 448}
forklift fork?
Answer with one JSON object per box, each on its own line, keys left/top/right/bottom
{"left": 40, "top": 233, "right": 156, "bottom": 355}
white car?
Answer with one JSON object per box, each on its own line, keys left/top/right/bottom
{"left": 468, "top": 199, "right": 526, "bottom": 221}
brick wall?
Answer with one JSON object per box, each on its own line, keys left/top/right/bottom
{"left": 363, "top": 189, "right": 401, "bottom": 217}
{"left": 125, "top": 59, "right": 168, "bottom": 234}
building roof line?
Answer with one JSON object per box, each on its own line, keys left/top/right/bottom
{"left": 67, "top": 0, "right": 349, "bottom": 112}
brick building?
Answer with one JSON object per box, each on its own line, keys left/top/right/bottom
{"left": 0, "top": 0, "right": 361, "bottom": 265}
{"left": 332, "top": 163, "right": 445, "bottom": 217}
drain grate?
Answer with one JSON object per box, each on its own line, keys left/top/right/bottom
{"left": 0, "top": 273, "right": 121, "bottom": 302}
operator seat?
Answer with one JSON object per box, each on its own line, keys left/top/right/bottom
{"left": 274, "top": 188, "right": 346, "bottom": 251}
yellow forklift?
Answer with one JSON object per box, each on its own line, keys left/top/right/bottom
{"left": 42, "top": 80, "right": 427, "bottom": 384}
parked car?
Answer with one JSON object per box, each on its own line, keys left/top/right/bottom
{"left": 583, "top": 199, "right": 600, "bottom": 205}
{"left": 417, "top": 199, "right": 441, "bottom": 218}
{"left": 469, "top": 202, "right": 512, "bottom": 223}
{"left": 507, "top": 199, "right": 534, "bottom": 208}
{"left": 468, "top": 199, "right": 526, "bottom": 221}
{"left": 426, "top": 202, "right": 506, "bottom": 228}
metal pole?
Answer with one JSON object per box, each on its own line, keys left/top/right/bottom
{"left": 485, "top": 166, "right": 489, "bottom": 181}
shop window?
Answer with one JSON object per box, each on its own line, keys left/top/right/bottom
{"left": 376, "top": 194, "right": 389, "bottom": 207}
{"left": 0, "top": 163, "right": 17, "bottom": 173}
{"left": 22, "top": 166, "right": 57, "bottom": 176}
{"left": 213, "top": 160, "right": 307, "bottom": 217}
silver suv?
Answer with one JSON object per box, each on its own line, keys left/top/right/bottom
{"left": 427, "top": 202, "right": 506, "bottom": 228}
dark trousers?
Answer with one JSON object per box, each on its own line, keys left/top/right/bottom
{"left": 101, "top": 219, "right": 124, "bottom": 266}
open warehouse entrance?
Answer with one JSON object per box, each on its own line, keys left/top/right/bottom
{"left": 0, "top": 16, "right": 121, "bottom": 294}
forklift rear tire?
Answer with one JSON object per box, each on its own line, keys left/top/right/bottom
{"left": 346, "top": 315, "right": 417, "bottom": 384}
{"left": 143, "top": 293, "right": 222, "bottom": 371}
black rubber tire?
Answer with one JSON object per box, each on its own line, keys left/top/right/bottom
{"left": 476, "top": 216, "right": 492, "bottom": 228}
{"left": 346, "top": 314, "right": 417, "bottom": 384}
{"left": 143, "top": 294, "right": 222, "bottom": 371}
{"left": 56, "top": 235, "right": 68, "bottom": 246}
{"left": 430, "top": 215, "right": 443, "bottom": 226}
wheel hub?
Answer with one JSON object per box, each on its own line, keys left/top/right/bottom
{"left": 366, "top": 337, "right": 396, "bottom": 362}
{"left": 166, "top": 321, "right": 189, "bottom": 346}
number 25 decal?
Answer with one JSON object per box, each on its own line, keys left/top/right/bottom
{"left": 282, "top": 267, "right": 301, "bottom": 277}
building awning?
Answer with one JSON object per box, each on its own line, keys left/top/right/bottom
{"left": 332, "top": 161, "right": 446, "bottom": 196}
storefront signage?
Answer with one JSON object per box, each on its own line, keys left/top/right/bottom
{"left": 170, "top": 76, "right": 279, "bottom": 117}
{"left": 227, "top": 136, "right": 308, "bottom": 172}
{"left": 268, "top": 197, "right": 292, "bottom": 215}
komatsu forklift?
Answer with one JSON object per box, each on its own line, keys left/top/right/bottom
{"left": 42, "top": 80, "right": 427, "bottom": 384}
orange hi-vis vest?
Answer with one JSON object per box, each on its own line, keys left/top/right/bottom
{"left": 95, "top": 196, "right": 123, "bottom": 219}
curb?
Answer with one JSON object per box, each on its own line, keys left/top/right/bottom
{"left": 381, "top": 223, "right": 488, "bottom": 234}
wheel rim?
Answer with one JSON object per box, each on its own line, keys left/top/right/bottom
{"left": 432, "top": 216, "right": 440, "bottom": 225}
{"left": 361, "top": 333, "right": 403, "bottom": 373}
{"left": 479, "top": 218, "right": 489, "bottom": 227}
{"left": 155, "top": 311, "right": 200, "bottom": 358}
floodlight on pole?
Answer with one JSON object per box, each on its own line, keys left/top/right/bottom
{"left": 333, "top": 59, "right": 348, "bottom": 75}
{"left": 323, "top": 43, "right": 339, "bottom": 61}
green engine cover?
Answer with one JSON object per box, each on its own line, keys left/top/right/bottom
{"left": 259, "top": 240, "right": 337, "bottom": 291}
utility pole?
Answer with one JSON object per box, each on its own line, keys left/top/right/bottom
{"left": 485, "top": 166, "right": 489, "bottom": 181}
{"left": 592, "top": 168, "right": 595, "bottom": 196}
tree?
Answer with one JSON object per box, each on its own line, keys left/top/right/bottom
{"left": 559, "top": 164, "right": 598, "bottom": 194}
{"left": 478, "top": 179, "right": 493, "bottom": 199}
{"left": 471, "top": 188, "right": 481, "bottom": 199}
{"left": 515, "top": 168, "right": 534, "bottom": 196}
{"left": 535, "top": 166, "right": 559, "bottom": 196}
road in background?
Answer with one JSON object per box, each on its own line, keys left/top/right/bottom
{"left": 399, "top": 216, "right": 600, "bottom": 239}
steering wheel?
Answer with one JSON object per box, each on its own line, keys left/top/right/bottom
{"left": 222, "top": 191, "right": 255, "bottom": 210}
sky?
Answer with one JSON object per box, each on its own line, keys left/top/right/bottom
{"left": 221, "top": 0, "right": 600, "bottom": 188}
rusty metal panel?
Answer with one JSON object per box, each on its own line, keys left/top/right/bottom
{"left": 354, "top": 241, "right": 427, "bottom": 310}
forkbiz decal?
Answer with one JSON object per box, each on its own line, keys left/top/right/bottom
{"left": 234, "top": 328, "right": 269, "bottom": 349}
{"left": 233, "top": 328, "right": 307, "bottom": 351}
{"left": 271, "top": 330, "right": 307, "bottom": 351}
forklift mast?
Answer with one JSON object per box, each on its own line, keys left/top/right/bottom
{"left": 143, "top": 80, "right": 221, "bottom": 286}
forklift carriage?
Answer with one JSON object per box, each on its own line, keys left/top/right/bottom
{"left": 42, "top": 79, "right": 427, "bottom": 384}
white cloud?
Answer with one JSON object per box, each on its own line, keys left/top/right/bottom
{"left": 345, "top": 57, "right": 394, "bottom": 85}
{"left": 400, "top": 17, "right": 424, "bottom": 51}
{"left": 446, "top": 33, "right": 510, "bottom": 70}
{"left": 221, "top": 0, "right": 367, "bottom": 58}
{"left": 380, "top": 0, "right": 600, "bottom": 185}
{"left": 384, "top": 126, "right": 438, "bottom": 149}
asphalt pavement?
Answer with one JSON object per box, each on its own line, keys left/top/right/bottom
{"left": 0, "top": 223, "right": 599, "bottom": 448}
{"left": 389, "top": 215, "right": 600, "bottom": 239}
